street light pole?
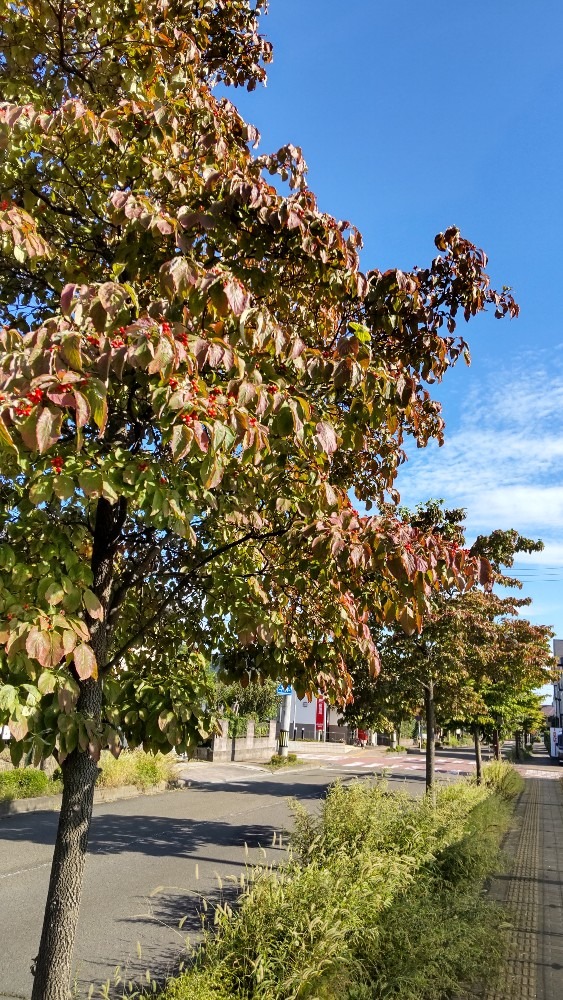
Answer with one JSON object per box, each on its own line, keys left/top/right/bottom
{"left": 278, "top": 693, "right": 292, "bottom": 757}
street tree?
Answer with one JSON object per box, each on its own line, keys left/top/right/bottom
{"left": 0, "top": 4, "right": 516, "bottom": 998}
{"left": 344, "top": 509, "right": 553, "bottom": 791}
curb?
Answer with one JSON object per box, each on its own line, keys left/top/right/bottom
{"left": 0, "top": 780, "right": 170, "bottom": 819}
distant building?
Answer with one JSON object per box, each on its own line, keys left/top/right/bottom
{"left": 552, "top": 639, "right": 563, "bottom": 725}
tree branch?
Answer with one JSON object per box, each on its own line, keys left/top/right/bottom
{"left": 104, "top": 526, "right": 288, "bottom": 671}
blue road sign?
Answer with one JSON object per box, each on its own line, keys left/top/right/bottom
{"left": 276, "top": 684, "right": 293, "bottom": 696}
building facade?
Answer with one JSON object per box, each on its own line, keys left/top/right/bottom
{"left": 552, "top": 639, "right": 563, "bottom": 726}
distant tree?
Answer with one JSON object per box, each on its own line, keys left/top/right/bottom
{"left": 344, "top": 507, "right": 553, "bottom": 791}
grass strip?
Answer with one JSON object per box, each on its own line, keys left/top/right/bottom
{"left": 0, "top": 749, "right": 174, "bottom": 801}
{"left": 159, "top": 762, "right": 522, "bottom": 1000}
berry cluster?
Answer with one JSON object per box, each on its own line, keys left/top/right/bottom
{"left": 0, "top": 200, "right": 8, "bottom": 211}
{"left": 15, "top": 402, "right": 33, "bottom": 417}
{"left": 51, "top": 456, "right": 64, "bottom": 475}
{"left": 26, "top": 388, "right": 43, "bottom": 405}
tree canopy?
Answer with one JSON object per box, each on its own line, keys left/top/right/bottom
{"left": 0, "top": 2, "right": 512, "bottom": 767}
{"left": 0, "top": 5, "right": 522, "bottom": 997}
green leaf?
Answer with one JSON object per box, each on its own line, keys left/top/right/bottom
{"left": 0, "top": 414, "right": 15, "bottom": 450}
{"left": 273, "top": 405, "right": 295, "bottom": 437}
{"left": 78, "top": 469, "right": 103, "bottom": 496}
{"left": 83, "top": 589, "right": 104, "bottom": 621}
{"left": 38, "top": 670, "right": 57, "bottom": 695}
{"left": 170, "top": 423, "right": 192, "bottom": 462}
{"left": 45, "top": 582, "right": 64, "bottom": 605}
{"left": 348, "top": 322, "right": 371, "bottom": 344}
{"left": 29, "top": 476, "right": 54, "bottom": 505}
{"left": 60, "top": 333, "right": 82, "bottom": 370}
{"left": 81, "top": 379, "right": 108, "bottom": 433}
{"left": 53, "top": 475, "right": 74, "bottom": 501}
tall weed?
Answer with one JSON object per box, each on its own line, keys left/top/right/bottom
{"left": 96, "top": 749, "right": 175, "bottom": 789}
{"left": 161, "top": 778, "right": 514, "bottom": 1000}
{"left": 480, "top": 760, "right": 525, "bottom": 800}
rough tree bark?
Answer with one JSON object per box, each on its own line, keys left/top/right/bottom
{"left": 423, "top": 679, "right": 435, "bottom": 797}
{"left": 473, "top": 723, "right": 483, "bottom": 785}
{"left": 30, "top": 681, "right": 102, "bottom": 1000}
{"left": 31, "top": 499, "right": 123, "bottom": 1000}
{"left": 492, "top": 728, "right": 500, "bottom": 760}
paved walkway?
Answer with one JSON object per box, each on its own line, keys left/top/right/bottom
{"left": 485, "top": 745, "right": 563, "bottom": 1000}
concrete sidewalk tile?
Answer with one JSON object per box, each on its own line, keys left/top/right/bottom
{"left": 485, "top": 772, "right": 563, "bottom": 1000}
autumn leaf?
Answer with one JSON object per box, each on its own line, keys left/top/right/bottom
{"left": 73, "top": 643, "right": 98, "bottom": 680}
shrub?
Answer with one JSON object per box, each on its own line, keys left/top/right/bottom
{"left": 162, "top": 967, "right": 234, "bottom": 1000}
{"left": 96, "top": 749, "right": 175, "bottom": 790}
{"left": 194, "top": 781, "right": 504, "bottom": 999}
{"left": 480, "top": 761, "right": 525, "bottom": 800}
{"left": 254, "top": 721, "right": 271, "bottom": 737}
{"left": 227, "top": 717, "right": 248, "bottom": 739}
{"left": 160, "top": 777, "right": 514, "bottom": 1000}
{"left": 0, "top": 768, "right": 54, "bottom": 801}
{"left": 268, "top": 753, "right": 300, "bottom": 769}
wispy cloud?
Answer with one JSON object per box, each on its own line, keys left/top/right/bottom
{"left": 395, "top": 349, "right": 563, "bottom": 564}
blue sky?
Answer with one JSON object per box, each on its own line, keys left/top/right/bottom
{"left": 229, "top": 1, "right": 563, "bottom": 686}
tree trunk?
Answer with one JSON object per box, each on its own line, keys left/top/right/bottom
{"left": 473, "top": 723, "right": 483, "bottom": 785}
{"left": 31, "top": 498, "right": 122, "bottom": 1000}
{"left": 492, "top": 728, "right": 500, "bottom": 760}
{"left": 31, "top": 682, "right": 101, "bottom": 1000}
{"left": 423, "top": 680, "right": 435, "bottom": 797}
{"left": 515, "top": 730, "right": 521, "bottom": 762}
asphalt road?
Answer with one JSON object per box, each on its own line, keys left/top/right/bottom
{"left": 0, "top": 760, "right": 426, "bottom": 999}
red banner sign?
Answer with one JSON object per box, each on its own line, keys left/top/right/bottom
{"left": 315, "top": 697, "right": 325, "bottom": 731}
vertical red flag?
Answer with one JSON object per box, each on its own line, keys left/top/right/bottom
{"left": 316, "top": 697, "right": 325, "bottom": 732}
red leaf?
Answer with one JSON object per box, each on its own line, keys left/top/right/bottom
{"left": 8, "top": 718, "right": 28, "bottom": 741}
{"left": 223, "top": 278, "right": 250, "bottom": 317}
{"left": 73, "top": 389, "right": 91, "bottom": 428}
{"left": 36, "top": 406, "right": 63, "bottom": 454}
{"left": 74, "top": 643, "right": 98, "bottom": 680}
{"left": 26, "top": 627, "right": 52, "bottom": 667}
{"left": 314, "top": 421, "right": 338, "bottom": 457}
{"left": 192, "top": 420, "right": 209, "bottom": 453}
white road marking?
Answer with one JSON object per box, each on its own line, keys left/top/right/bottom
{"left": 0, "top": 862, "right": 50, "bottom": 880}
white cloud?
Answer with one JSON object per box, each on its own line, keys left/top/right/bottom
{"left": 395, "top": 349, "right": 563, "bottom": 563}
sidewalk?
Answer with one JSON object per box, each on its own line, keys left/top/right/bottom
{"left": 485, "top": 746, "right": 563, "bottom": 1000}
